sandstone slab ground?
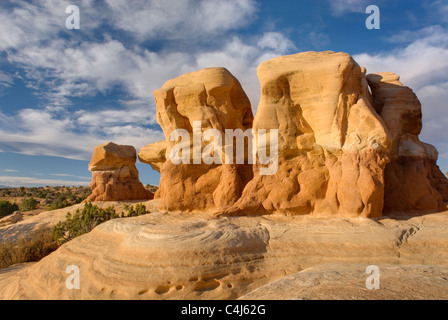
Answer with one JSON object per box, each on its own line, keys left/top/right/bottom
{"left": 0, "top": 204, "right": 447, "bottom": 299}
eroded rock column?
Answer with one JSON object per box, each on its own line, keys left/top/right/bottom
{"left": 142, "top": 67, "right": 254, "bottom": 211}
{"left": 86, "top": 142, "right": 153, "bottom": 202}
{"left": 367, "top": 72, "right": 448, "bottom": 214}
{"left": 229, "top": 51, "right": 391, "bottom": 218}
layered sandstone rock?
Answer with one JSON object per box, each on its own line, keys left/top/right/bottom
{"left": 147, "top": 67, "right": 254, "bottom": 211}
{"left": 143, "top": 51, "right": 447, "bottom": 217}
{"left": 86, "top": 142, "right": 153, "bottom": 202}
{"left": 138, "top": 140, "right": 166, "bottom": 172}
{"left": 366, "top": 73, "right": 448, "bottom": 214}
{"left": 240, "top": 263, "right": 448, "bottom": 300}
{"left": 227, "top": 51, "right": 392, "bottom": 218}
{"left": 1, "top": 207, "right": 448, "bottom": 299}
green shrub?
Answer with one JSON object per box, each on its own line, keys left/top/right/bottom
{"left": 0, "top": 201, "right": 19, "bottom": 218}
{"left": 20, "top": 197, "right": 38, "bottom": 212}
{"left": 37, "top": 189, "right": 49, "bottom": 199}
{"left": 52, "top": 202, "right": 118, "bottom": 244}
{"left": 48, "top": 188, "right": 91, "bottom": 210}
{"left": 49, "top": 199, "right": 70, "bottom": 210}
{"left": 0, "top": 228, "right": 59, "bottom": 270}
{"left": 125, "top": 203, "right": 148, "bottom": 217}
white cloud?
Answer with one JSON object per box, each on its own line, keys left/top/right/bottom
{"left": 104, "top": 0, "right": 257, "bottom": 41}
{"left": 0, "top": 0, "right": 102, "bottom": 51}
{"left": 0, "top": 0, "right": 260, "bottom": 108}
{"left": 0, "top": 26, "right": 295, "bottom": 161}
{"left": 386, "top": 25, "right": 447, "bottom": 45}
{"left": 3, "top": 169, "right": 18, "bottom": 173}
{"left": 196, "top": 32, "right": 296, "bottom": 109}
{"left": 8, "top": 37, "right": 198, "bottom": 107}
{"left": 0, "top": 0, "right": 297, "bottom": 162}
{"left": 0, "top": 107, "right": 165, "bottom": 161}
{"left": 257, "top": 32, "right": 296, "bottom": 53}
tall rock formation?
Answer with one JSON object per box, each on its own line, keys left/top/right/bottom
{"left": 141, "top": 51, "right": 448, "bottom": 217}
{"left": 141, "top": 67, "right": 254, "bottom": 211}
{"left": 366, "top": 73, "right": 448, "bottom": 214}
{"left": 229, "top": 51, "right": 391, "bottom": 217}
{"left": 86, "top": 142, "right": 153, "bottom": 202}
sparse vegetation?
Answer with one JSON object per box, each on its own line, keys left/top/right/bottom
{"left": 0, "top": 200, "right": 19, "bottom": 218}
{"left": 124, "top": 203, "right": 148, "bottom": 217}
{"left": 0, "top": 228, "right": 60, "bottom": 270}
{"left": 0, "top": 186, "right": 92, "bottom": 212}
{"left": 20, "top": 197, "right": 38, "bottom": 212}
{"left": 0, "top": 185, "right": 154, "bottom": 270}
{"left": 52, "top": 202, "right": 118, "bottom": 244}
{"left": 52, "top": 202, "right": 149, "bottom": 245}
{"left": 145, "top": 184, "right": 158, "bottom": 193}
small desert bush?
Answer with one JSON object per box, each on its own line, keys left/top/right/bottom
{"left": 20, "top": 197, "right": 38, "bottom": 212}
{"left": 124, "top": 203, "right": 148, "bottom": 217}
{"left": 0, "top": 202, "right": 150, "bottom": 269}
{"left": 0, "top": 200, "right": 19, "bottom": 218}
{"left": 0, "top": 228, "right": 60, "bottom": 270}
{"left": 52, "top": 202, "right": 118, "bottom": 244}
{"left": 49, "top": 188, "right": 91, "bottom": 210}
{"left": 53, "top": 202, "right": 149, "bottom": 244}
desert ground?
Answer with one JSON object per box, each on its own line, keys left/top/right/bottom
{"left": 0, "top": 198, "right": 447, "bottom": 300}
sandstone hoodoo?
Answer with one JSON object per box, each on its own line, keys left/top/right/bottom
{"left": 366, "top": 73, "right": 448, "bottom": 214}
{"left": 230, "top": 51, "right": 391, "bottom": 217}
{"left": 144, "top": 51, "right": 448, "bottom": 217}
{"left": 86, "top": 142, "right": 153, "bottom": 202}
{"left": 140, "top": 67, "right": 254, "bottom": 209}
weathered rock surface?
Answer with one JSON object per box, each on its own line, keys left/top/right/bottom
{"left": 138, "top": 140, "right": 166, "bottom": 172}
{"left": 366, "top": 73, "right": 448, "bottom": 214}
{"left": 145, "top": 51, "right": 448, "bottom": 217}
{"left": 148, "top": 67, "right": 254, "bottom": 212}
{"left": 0, "top": 211, "right": 22, "bottom": 227}
{"left": 239, "top": 263, "right": 448, "bottom": 300}
{"left": 1, "top": 207, "right": 447, "bottom": 300}
{"left": 228, "top": 51, "right": 392, "bottom": 217}
{"left": 86, "top": 142, "right": 153, "bottom": 202}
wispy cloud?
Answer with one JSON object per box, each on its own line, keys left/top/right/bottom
{"left": 0, "top": 1, "right": 295, "bottom": 161}
{"left": 49, "top": 173, "right": 90, "bottom": 179}
{"left": 0, "top": 71, "right": 13, "bottom": 87}
{"left": 0, "top": 0, "right": 259, "bottom": 107}
{"left": 3, "top": 169, "right": 18, "bottom": 172}
{"left": 328, "top": 0, "right": 371, "bottom": 16}
{"left": 0, "top": 176, "right": 90, "bottom": 187}
{"left": 104, "top": 0, "right": 257, "bottom": 41}
{"left": 0, "top": 107, "right": 165, "bottom": 160}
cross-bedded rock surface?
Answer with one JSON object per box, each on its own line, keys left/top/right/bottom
{"left": 1, "top": 204, "right": 447, "bottom": 299}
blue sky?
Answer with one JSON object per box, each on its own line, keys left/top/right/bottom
{"left": 0, "top": 0, "right": 447, "bottom": 187}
